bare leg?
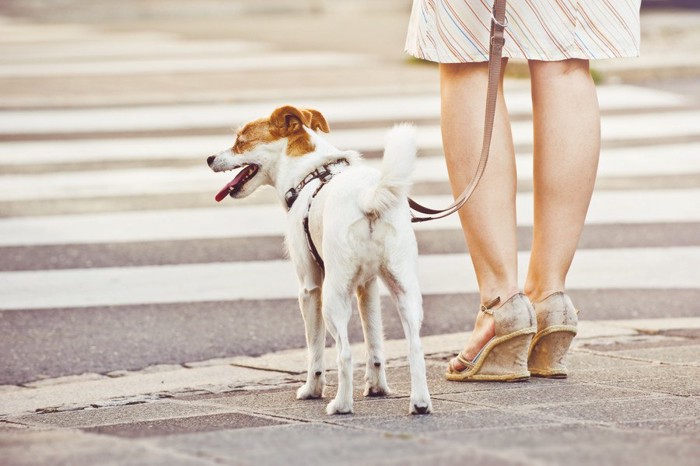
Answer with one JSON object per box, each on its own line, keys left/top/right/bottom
{"left": 525, "top": 59, "right": 600, "bottom": 302}
{"left": 439, "top": 60, "right": 519, "bottom": 369}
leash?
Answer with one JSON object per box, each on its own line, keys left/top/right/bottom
{"left": 408, "top": 0, "right": 508, "bottom": 223}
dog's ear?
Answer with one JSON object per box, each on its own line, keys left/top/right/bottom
{"left": 270, "top": 106, "right": 307, "bottom": 136}
{"left": 270, "top": 106, "right": 330, "bottom": 135}
{"left": 303, "top": 108, "right": 330, "bottom": 133}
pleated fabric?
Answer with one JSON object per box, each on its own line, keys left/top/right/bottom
{"left": 405, "top": 0, "right": 642, "bottom": 63}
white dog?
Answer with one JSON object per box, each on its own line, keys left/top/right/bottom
{"left": 207, "top": 105, "right": 432, "bottom": 415}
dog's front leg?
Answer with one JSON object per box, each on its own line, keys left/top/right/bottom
{"left": 296, "top": 285, "right": 326, "bottom": 400}
{"left": 322, "top": 283, "right": 354, "bottom": 415}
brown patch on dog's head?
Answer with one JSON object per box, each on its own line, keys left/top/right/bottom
{"left": 270, "top": 106, "right": 330, "bottom": 157}
{"left": 233, "top": 118, "right": 277, "bottom": 154}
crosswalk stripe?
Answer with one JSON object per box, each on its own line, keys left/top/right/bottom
{"left": 3, "top": 147, "right": 700, "bottom": 201}
{"left": 1, "top": 112, "right": 698, "bottom": 164}
{"left": 0, "top": 52, "right": 376, "bottom": 78}
{"left": 1, "top": 247, "right": 698, "bottom": 311}
{"left": 3, "top": 131, "right": 698, "bottom": 169}
{"left": 0, "top": 85, "right": 684, "bottom": 136}
{"left": 0, "top": 190, "right": 697, "bottom": 247}
{"left": 0, "top": 40, "right": 269, "bottom": 62}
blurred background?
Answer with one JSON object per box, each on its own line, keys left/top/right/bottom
{"left": 0, "top": 0, "right": 699, "bottom": 387}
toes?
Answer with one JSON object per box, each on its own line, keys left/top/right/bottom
{"left": 447, "top": 357, "right": 463, "bottom": 374}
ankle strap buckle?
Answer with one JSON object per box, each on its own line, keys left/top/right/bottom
{"left": 480, "top": 296, "right": 501, "bottom": 315}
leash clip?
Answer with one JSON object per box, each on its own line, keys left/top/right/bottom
{"left": 491, "top": 10, "right": 508, "bottom": 29}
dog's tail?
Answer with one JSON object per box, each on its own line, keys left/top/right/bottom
{"left": 360, "top": 123, "right": 417, "bottom": 215}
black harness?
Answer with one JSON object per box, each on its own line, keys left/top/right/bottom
{"left": 284, "top": 159, "right": 349, "bottom": 272}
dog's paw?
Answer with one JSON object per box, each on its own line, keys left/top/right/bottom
{"left": 363, "top": 382, "right": 390, "bottom": 397}
{"left": 296, "top": 383, "right": 323, "bottom": 400}
{"left": 326, "top": 397, "right": 353, "bottom": 415}
{"left": 409, "top": 396, "right": 433, "bottom": 415}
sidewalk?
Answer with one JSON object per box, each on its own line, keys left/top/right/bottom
{"left": 2, "top": 318, "right": 699, "bottom": 465}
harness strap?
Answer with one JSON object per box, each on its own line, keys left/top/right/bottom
{"left": 285, "top": 159, "right": 349, "bottom": 209}
{"left": 303, "top": 182, "right": 327, "bottom": 272}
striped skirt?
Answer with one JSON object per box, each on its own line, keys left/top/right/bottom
{"left": 405, "top": 0, "right": 642, "bottom": 63}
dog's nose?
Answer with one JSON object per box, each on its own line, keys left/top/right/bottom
{"left": 207, "top": 155, "right": 216, "bottom": 167}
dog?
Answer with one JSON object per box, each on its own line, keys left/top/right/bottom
{"left": 207, "top": 105, "right": 432, "bottom": 415}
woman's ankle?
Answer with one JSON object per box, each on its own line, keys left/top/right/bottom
{"left": 481, "top": 287, "right": 520, "bottom": 308}
{"left": 524, "top": 287, "right": 564, "bottom": 303}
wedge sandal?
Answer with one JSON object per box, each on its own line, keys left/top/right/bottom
{"left": 528, "top": 292, "right": 579, "bottom": 379}
{"left": 446, "top": 293, "right": 537, "bottom": 382}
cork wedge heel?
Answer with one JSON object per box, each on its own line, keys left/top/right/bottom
{"left": 446, "top": 293, "right": 537, "bottom": 382}
{"left": 528, "top": 292, "right": 578, "bottom": 378}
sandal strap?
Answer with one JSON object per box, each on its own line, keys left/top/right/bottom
{"left": 455, "top": 351, "right": 476, "bottom": 369}
{"left": 480, "top": 296, "right": 501, "bottom": 315}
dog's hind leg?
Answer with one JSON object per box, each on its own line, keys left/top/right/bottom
{"left": 383, "top": 266, "right": 433, "bottom": 415}
{"left": 356, "top": 278, "right": 390, "bottom": 397}
{"left": 296, "top": 280, "right": 326, "bottom": 400}
{"left": 322, "top": 280, "right": 354, "bottom": 415}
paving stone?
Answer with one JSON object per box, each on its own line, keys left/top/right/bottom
{"left": 566, "top": 359, "right": 696, "bottom": 381}
{"left": 366, "top": 453, "right": 526, "bottom": 466}
{"left": 433, "top": 423, "right": 700, "bottom": 466}
{"left": 618, "top": 416, "right": 700, "bottom": 435}
{"left": 661, "top": 328, "right": 700, "bottom": 339}
{"left": 83, "top": 412, "right": 289, "bottom": 438}
{"left": 569, "top": 365, "right": 700, "bottom": 396}
{"left": 525, "top": 395, "right": 700, "bottom": 424}
{"left": 607, "top": 344, "right": 700, "bottom": 366}
{"left": 11, "top": 400, "right": 236, "bottom": 429}
{"left": 0, "top": 429, "right": 215, "bottom": 466}
{"left": 434, "top": 382, "right": 653, "bottom": 408}
{"left": 576, "top": 334, "right": 691, "bottom": 352}
{"left": 0, "top": 421, "right": 32, "bottom": 431}
{"left": 564, "top": 351, "right": 651, "bottom": 371}
{"left": 393, "top": 362, "right": 549, "bottom": 396}
{"left": 335, "top": 407, "right": 561, "bottom": 434}
{"left": 0, "top": 364, "right": 276, "bottom": 417}
{"left": 268, "top": 397, "right": 471, "bottom": 421}
{"left": 152, "top": 422, "right": 517, "bottom": 466}
{"left": 22, "top": 373, "right": 107, "bottom": 389}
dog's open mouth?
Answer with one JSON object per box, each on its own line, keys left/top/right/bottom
{"left": 214, "top": 164, "right": 259, "bottom": 202}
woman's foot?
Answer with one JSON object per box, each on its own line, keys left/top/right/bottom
{"left": 445, "top": 294, "right": 537, "bottom": 381}
{"left": 447, "top": 299, "right": 500, "bottom": 372}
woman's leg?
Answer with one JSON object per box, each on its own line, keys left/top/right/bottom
{"left": 439, "top": 60, "right": 519, "bottom": 368}
{"left": 524, "top": 59, "right": 600, "bottom": 302}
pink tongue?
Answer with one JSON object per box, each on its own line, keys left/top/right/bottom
{"left": 214, "top": 166, "right": 250, "bottom": 202}
{"left": 215, "top": 181, "right": 237, "bottom": 202}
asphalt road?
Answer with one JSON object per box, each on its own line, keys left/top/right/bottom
{"left": 1, "top": 10, "right": 699, "bottom": 386}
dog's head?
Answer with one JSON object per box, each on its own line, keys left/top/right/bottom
{"left": 207, "top": 105, "right": 330, "bottom": 202}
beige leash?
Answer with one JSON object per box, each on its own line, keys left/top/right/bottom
{"left": 409, "top": 0, "right": 508, "bottom": 223}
